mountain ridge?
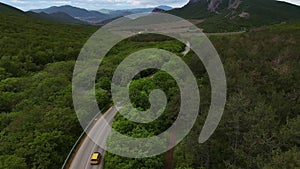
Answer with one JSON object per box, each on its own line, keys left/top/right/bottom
{"left": 0, "top": 2, "right": 25, "bottom": 14}
{"left": 32, "top": 5, "right": 173, "bottom": 23}
{"left": 169, "top": 0, "right": 300, "bottom": 32}
{"left": 31, "top": 5, "right": 110, "bottom": 23}
{"left": 0, "top": 3, "right": 90, "bottom": 25}
{"left": 26, "top": 11, "right": 88, "bottom": 25}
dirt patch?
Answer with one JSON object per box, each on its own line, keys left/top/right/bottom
{"left": 188, "top": 19, "right": 205, "bottom": 25}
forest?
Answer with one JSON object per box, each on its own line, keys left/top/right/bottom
{"left": 103, "top": 23, "right": 300, "bottom": 169}
{"left": 0, "top": 7, "right": 97, "bottom": 168}
{"left": 1, "top": 3, "right": 300, "bottom": 169}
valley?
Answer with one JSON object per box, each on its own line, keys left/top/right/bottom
{"left": 0, "top": 1, "right": 299, "bottom": 169}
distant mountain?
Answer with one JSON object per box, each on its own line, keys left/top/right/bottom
{"left": 169, "top": 0, "right": 300, "bottom": 32}
{"left": 0, "top": 2, "right": 89, "bottom": 25}
{"left": 156, "top": 5, "right": 173, "bottom": 11}
{"left": 31, "top": 5, "right": 173, "bottom": 24}
{"left": 26, "top": 11, "right": 88, "bottom": 25}
{"left": 98, "top": 9, "right": 115, "bottom": 14}
{"left": 99, "top": 6, "right": 173, "bottom": 18}
{"left": 31, "top": 5, "right": 109, "bottom": 23}
{"left": 152, "top": 8, "right": 166, "bottom": 13}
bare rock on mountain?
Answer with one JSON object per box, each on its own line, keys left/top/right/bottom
{"left": 208, "top": 0, "right": 222, "bottom": 12}
{"left": 239, "top": 12, "right": 250, "bottom": 18}
{"left": 186, "top": 0, "right": 243, "bottom": 13}
{"left": 228, "top": 0, "right": 242, "bottom": 10}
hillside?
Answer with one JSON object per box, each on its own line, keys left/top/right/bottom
{"left": 26, "top": 11, "right": 88, "bottom": 25}
{"left": 101, "top": 22, "right": 300, "bottom": 169}
{"left": 0, "top": 3, "right": 96, "bottom": 76}
{"left": 0, "top": 2, "right": 89, "bottom": 25}
{"left": 169, "top": 0, "right": 300, "bottom": 32}
{"left": 0, "top": 2, "right": 24, "bottom": 14}
{"left": 32, "top": 5, "right": 110, "bottom": 23}
{"left": 0, "top": 3, "right": 97, "bottom": 169}
{"left": 1, "top": 2, "right": 300, "bottom": 169}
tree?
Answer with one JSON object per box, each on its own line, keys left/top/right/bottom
{"left": 0, "top": 155, "right": 27, "bottom": 169}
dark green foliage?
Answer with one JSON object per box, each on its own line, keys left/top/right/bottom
{"left": 173, "top": 25, "right": 300, "bottom": 169}
{"left": 0, "top": 62, "right": 81, "bottom": 168}
{"left": 105, "top": 150, "right": 164, "bottom": 169}
{"left": 100, "top": 35, "right": 184, "bottom": 169}
{"left": 0, "top": 3, "right": 96, "bottom": 77}
{"left": 0, "top": 4, "right": 99, "bottom": 168}
{"left": 26, "top": 11, "right": 88, "bottom": 25}
{"left": 0, "top": 155, "right": 27, "bottom": 169}
{"left": 169, "top": 0, "right": 214, "bottom": 20}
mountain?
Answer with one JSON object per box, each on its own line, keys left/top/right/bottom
{"left": 99, "top": 6, "right": 173, "bottom": 18}
{"left": 31, "top": 5, "right": 173, "bottom": 24}
{"left": 31, "top": 5, "right": 109, "bottom": 23}
{"left": 0, "top": 2, "right": 24, "bottom": 14}
{"left": 99, "top": 9, "right": 115, "bottom": 14}
{"left": 26, "top": 11, "right": 88, "bottom": 25}
{"left": 0, "top": 2, "right": 89, "bottom": 25}
{"left": 0, "top": 2, "right": 98, "bottom": 169}
{"left": 169, "top": 0, "right": 300, "bottom": 32}
{"left": 156, "top": 5, "right": 173, "bottom": 11}
{"left": 152, "top": 7, "right": 167, "bottom": 13}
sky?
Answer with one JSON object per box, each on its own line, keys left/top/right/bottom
{"left": 0, "top": 0, "right": 299, "bottom": 11}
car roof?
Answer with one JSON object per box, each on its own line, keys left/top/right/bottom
{"left": 91, "top": 153, "right": 100, "bottom": 159}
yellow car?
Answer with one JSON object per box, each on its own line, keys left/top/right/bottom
{"left": 90, "top": 152, "right": 101, "bottom": 165}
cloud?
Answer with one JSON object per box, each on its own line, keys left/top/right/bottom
{"left": 9, "top": 0, "right": 26, "bottom": 4}
{"left": 279, "top": 0, "right": 300, "bottom": 5}
{"left": 4, "top": 0, "right": 188, "bottom": 10}
{"left": 3, "top": 0, "right": 299, "bottom": 11}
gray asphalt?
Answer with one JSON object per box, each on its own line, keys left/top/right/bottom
{"left": 68, "top": 107, "right": 118, "bottom": 169}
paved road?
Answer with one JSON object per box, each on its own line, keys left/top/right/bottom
{"left": 68, "top": 107, "right": 118, "bottom": 169}
{"left": 182, "top": 41, "right": 191, "bottom": 56}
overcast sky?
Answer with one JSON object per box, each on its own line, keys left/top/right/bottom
{"left": 1, "top": 0, "right": 299, "bottom": 11}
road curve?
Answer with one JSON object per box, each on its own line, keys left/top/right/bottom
{"left": 68, "top": 107, "right": 118, "bottom": 169}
